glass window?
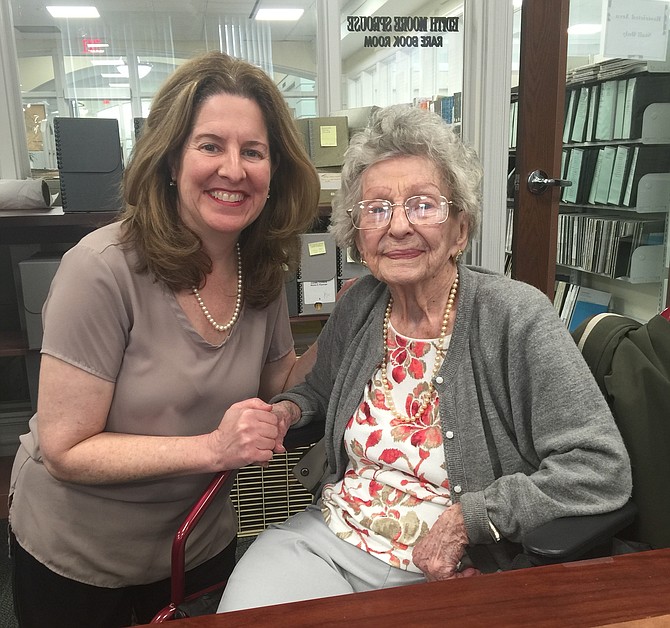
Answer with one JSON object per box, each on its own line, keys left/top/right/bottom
{"left": 341, "top": 2, "right": 464, "bottom": 111}
{"left": 10, "top": 1, "right": 318, "bottom": 173}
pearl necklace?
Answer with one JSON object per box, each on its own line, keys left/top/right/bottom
{"left": 192, "top": 243, "right": 242, "bottom": 333}
{"left": 380, "top": 272, "right": 459, "bottom": 422}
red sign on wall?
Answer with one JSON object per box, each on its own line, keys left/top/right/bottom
{"left": 82, "top": 38, "right": 107, "bottom": 54}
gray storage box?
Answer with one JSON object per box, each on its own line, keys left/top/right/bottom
{"left": 337, "top": 246, "right": 370, "bottom": 280}
{"left": 18, "top": 256, "right": 62, "bottom": 349}
{"left": 295, "top": 117, "right": 349, "bottom": 168}
{"left": 298, "top": 233, "right": 337, "bottom": 315}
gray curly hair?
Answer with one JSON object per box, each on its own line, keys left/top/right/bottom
{"left": 329, "top": 104, "right": 483, "bottom": 262}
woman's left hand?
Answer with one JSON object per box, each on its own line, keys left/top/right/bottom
{"left": 412, "top": 502, "right": 480, "bottom": 581}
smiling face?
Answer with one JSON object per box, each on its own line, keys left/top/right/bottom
{"left": 355, "top": 155, "right": 469, "bottom": 293}
{"left": 173, "top": 92, "right": 272, "bottom": 247}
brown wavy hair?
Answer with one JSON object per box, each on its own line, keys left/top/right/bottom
{"left": 119, "top": 51, "right": 320, "bottom": 308}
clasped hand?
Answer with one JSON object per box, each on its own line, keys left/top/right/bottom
{"left": 208, "top": 398, "right": 295, "bottom": 470}
{"left": 412, "top": 503, "right": 481, "bottom": 581}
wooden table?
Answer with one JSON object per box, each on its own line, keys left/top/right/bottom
{"left": 146, "top": 548, "right": 670, "bottom": 627}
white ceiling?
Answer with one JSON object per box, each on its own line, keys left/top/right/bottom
{"left": 11, "top": 0, "right": 322, "bottom": 43}
{"left": 10, "top": 0, "right": 606, "bottom": 81}
{"left": 10, "top": 0, "right": 442, "bottom": 50}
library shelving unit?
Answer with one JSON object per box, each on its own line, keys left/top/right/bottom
{"left": 556, "top": 63, "right": 670, "bottom": 323}
{"left": 0, "top": 208, "right": 118, "bottom": 455}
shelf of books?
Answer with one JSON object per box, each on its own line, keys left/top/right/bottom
{"left": 555, "top": 61, "right": 670, "bottom": 324}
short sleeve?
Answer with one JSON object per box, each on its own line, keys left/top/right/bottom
{"left": 40, "top": 243, "right": 131, "bottom": 382}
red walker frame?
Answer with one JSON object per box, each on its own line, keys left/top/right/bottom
{"left": 151, "top": 470, "right": 232, "bottom": 623}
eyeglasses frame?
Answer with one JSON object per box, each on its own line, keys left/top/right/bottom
{"left": 347, "top": 195, "right": 454, "bottom": 230}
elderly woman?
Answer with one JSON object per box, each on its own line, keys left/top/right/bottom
{"left": 217, "top": 104, "right": 632, "bottom": 611}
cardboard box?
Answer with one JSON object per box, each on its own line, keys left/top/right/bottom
{"left": 18, "top": 255, "right": 62, "bottom": 349}
{"left": 296, "top": 117, "right": 349, "bottom": 168}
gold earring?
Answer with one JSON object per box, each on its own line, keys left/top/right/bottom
{"left": 455, "top": 249, "right": 463, "bottom": 263}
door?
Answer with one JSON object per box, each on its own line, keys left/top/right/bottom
{"left": 512, "top": 0, "right": 570, "bottom": 300}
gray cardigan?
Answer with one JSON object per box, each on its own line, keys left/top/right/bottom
{"left": 278, "top": 264, "right": 632, "bottom": 551}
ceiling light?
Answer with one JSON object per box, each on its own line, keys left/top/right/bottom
{"left": 46, "top": 6, "right": 100, "bottom": 18}
{"left": 567, "top": 23, "right": 602, "bottom": 36}
{"left": 255, "top": 8, "right": 304, "bottom": 21}
{"left": 109, "top": 82, "right": 130, "bottom": 88}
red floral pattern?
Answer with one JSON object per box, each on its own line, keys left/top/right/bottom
{"left": 322, "top": 325, "right": 453, "bottom": 572}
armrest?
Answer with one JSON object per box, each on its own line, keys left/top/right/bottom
{"left": 521, "top": 500, "right": 637, "bottom": 563}
{"left": 284, "top": 421, "right": 324, "bottom": 450}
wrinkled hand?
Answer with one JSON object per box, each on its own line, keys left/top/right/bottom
{"left": 412, "top": 503, "right": 481, "bottom": 581}
{"left": 270, "top": 400, "right": 302, "bottom": 454}
{"left": 208, "top": 398, "right": 282, "bottom": 470}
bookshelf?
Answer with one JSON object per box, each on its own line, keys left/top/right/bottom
{"left": 557, "top": 66, "right": 670, "bottom": 322}
{"left": 0, "top": 209, "right": 118, "bottom": 455}
{"left": 508, "top": 66, "right": 670, "bottom": 322}
{"left": 502, "top": 64, "right": 667, "bottom": 324}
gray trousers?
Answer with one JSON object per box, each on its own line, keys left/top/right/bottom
{"left": 217, "top": 503, "right": 427, "bottom": 612}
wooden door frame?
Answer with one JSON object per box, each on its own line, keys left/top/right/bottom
{"left": 512, "top": 0, "right": 570, "bottom": 301}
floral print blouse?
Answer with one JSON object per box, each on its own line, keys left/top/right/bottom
{"left": 321, "top": 323, "right": 453, "bottom": 572}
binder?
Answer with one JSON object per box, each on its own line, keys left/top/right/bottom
{"left": 593, "top": 146, "right": 617, "bottom": 204}
{"left": 607, "top": 146, "right": 632, "bottom": 206}
{"left": 562, "top": 148, "right": 583, "bottom": 203}
{"left": 621, "top": 77, "right": 637, "bottom": 139}
{"left": 588, "top": 148, "right": 604, "bottom": 205}
{"left": 585, "top": 83, "right": 600, "bottom": 142}
{"left": 563, "top": 89, "right": 578, "bottom": 143}
{"left": 54, "top": 117, "right": 124, "bottom": 213}
{"left": 576, "top": 148, "right": 599, "bottom": 205}
{"left": 612, "top": 79, "right": 628, "bottom": 140}
{"left": 570, "top": 87, "right": 590, "bottom": 143}
{"left": 594, "top": 80, "right": 618, "bottom": 141}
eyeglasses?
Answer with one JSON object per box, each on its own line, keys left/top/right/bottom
{"left": 348, "top": 195, "right": 453, "bottom": 230}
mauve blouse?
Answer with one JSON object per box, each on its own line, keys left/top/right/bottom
{"left": 9, "top": 222, "right": 294, "bottom": 587}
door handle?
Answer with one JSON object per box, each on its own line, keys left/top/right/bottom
{"left": 527, "top": 169, "right": 572, "bottom": 195}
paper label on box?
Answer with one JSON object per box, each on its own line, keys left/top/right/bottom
{"left": 308, "top": 241, "right": 327, "bottom": 256}
{"left": 319, "top": 125, "right": 338, "bottom": 147}
{"left": 303, "top": 280, "right": 336, "bottom": 305}
{"left": 319, "top": 172, "right": 341, "bottom": 189}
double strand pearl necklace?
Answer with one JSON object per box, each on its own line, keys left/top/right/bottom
{"left": 380, "top": 272, "right": 459, "bottom": 422}
{"left": 191, "top": 243, "right": 243, "bottom": 333}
